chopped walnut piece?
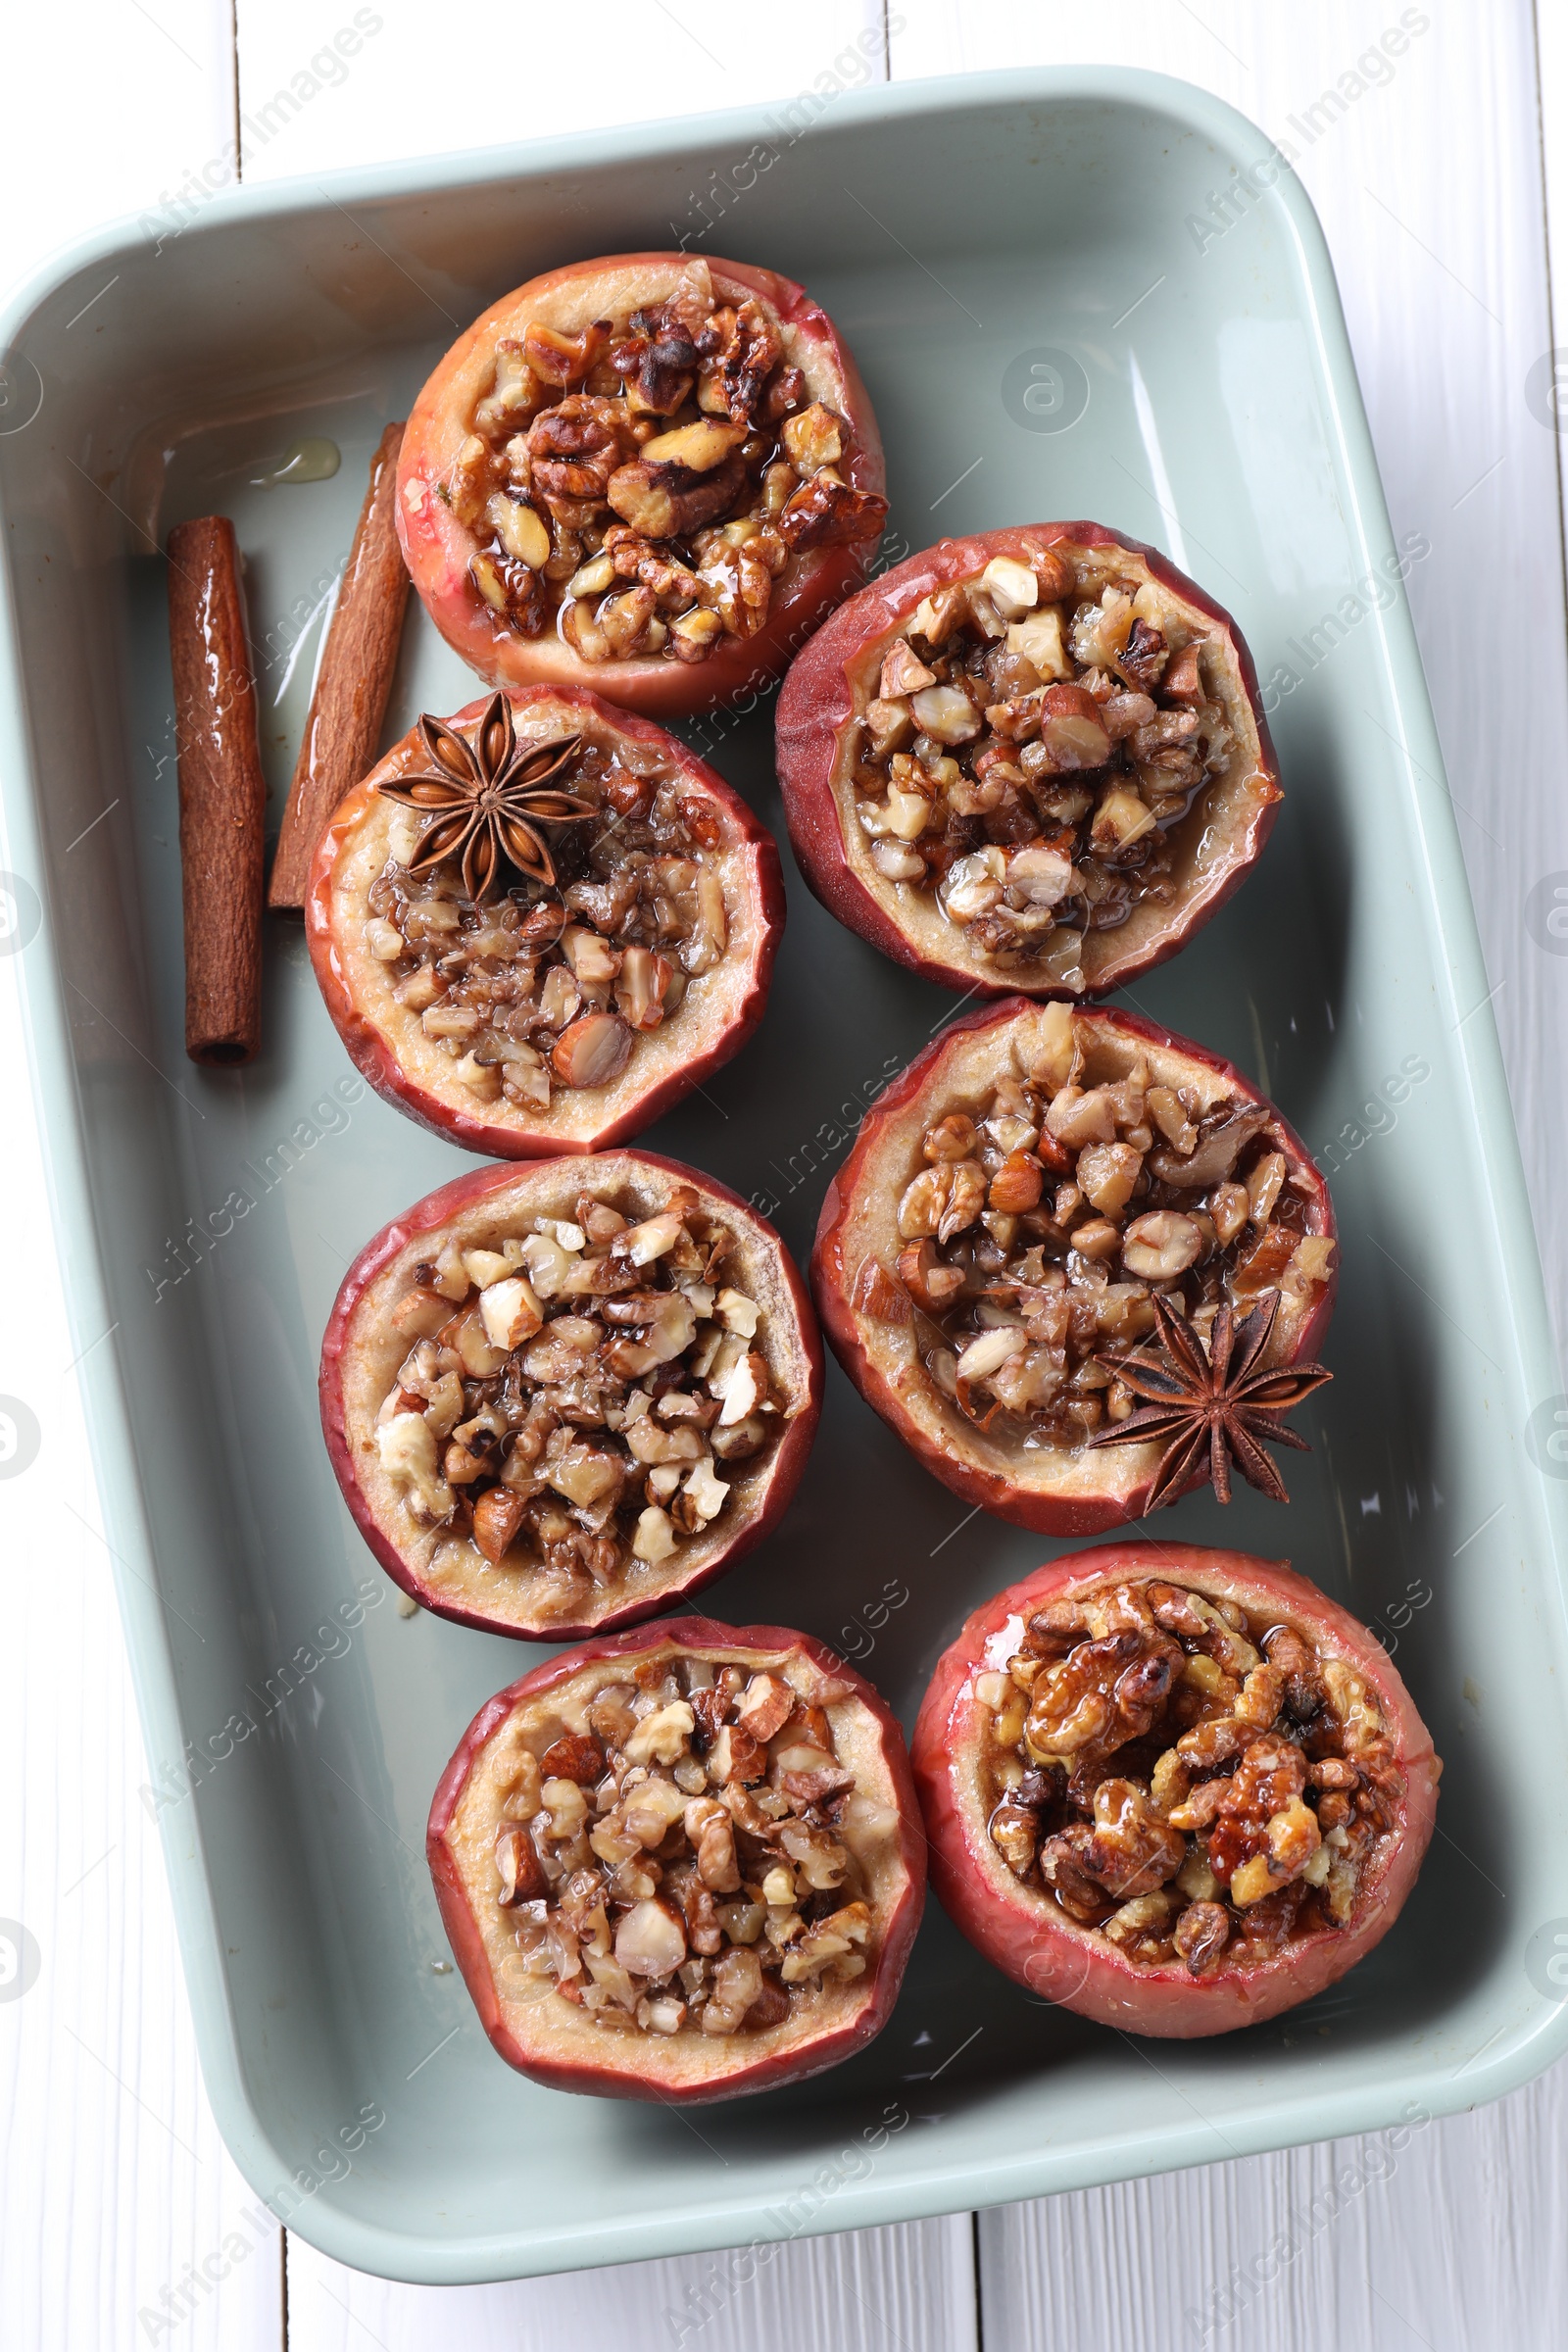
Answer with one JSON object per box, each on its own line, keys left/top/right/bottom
{"left": 990, "top": 1797, "right": 1039, "bottom": 1877}
{"left": 1038, "top": 1829, "right": 1113, "bottom": 1924}
{"left": 734, "top": 1672, "right": 795, "bottom": 1743}
{"left": 1081, "top": 1780, "right": 1186, "bottom": 1899}
{"left": 777, "top": 472, "right": 889, "bottom": 550}
{"left": 1173, "top": 1897, "right": 1230, "bottom": 1975}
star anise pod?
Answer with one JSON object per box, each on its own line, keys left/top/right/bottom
{"left": 376, "top": 693, "right": 592, "bottom": 901}
{"left": 1088, "top": 1290, "right": 1331, "bottom": 1513}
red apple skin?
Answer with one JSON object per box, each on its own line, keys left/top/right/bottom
{"left": 912, "top": 1543, "right": 1441, "bottom": 2037}
{"left": 775, "top": 521, "right": 1282, "bottom": 998}
{"left": 397, "top": 253, "right": 887, "bottom": 722}
{"left": 812, "top": 1000, "right": 1337, "bottom": 1535}
{"left": 319, "top": 1152, "right": 823, "bottom": 1640}
{"left": 428, "top": 1617, "right": 927, "bottom": 2100}
{"left": 307, "top": 686, "right": 785, "bottom": 1158}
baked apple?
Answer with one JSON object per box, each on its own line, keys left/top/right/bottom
{"left": 912, "top": 1544, "right": 1440, "bottom": 2035}
{"left": 428, "top": 1617, "right": 925, "bottom": 2099}
{"left": 320, "top": 1152, "right": 821, "bottom": 1638}
{"left": 776, "top": 522, "right": 1280, "bottom": 997}
{"left": 397, "top": 252, "right": 888, "bottom": 720}
{"left": 308, "top": 687, "right": 784, "bottom": 1156}
{"left": 813, "top": 999, "right": 1336, "bottom": 1533}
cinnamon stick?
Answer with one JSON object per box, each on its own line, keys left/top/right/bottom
{"left": 167, "top": 515, "right": 267, "bottom": 1065}
{"left": 267, "top": 421, "right": 410, "bottom": 909}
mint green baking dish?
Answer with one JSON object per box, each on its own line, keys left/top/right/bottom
{"left": 3, "top": 67, "right": 1565, "bottom": 2284}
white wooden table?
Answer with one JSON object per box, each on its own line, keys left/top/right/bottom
{"left": 5, "top": 6, "right": 1568, "bottom": 2344}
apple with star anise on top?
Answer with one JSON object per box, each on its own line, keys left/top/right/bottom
{"left": 812, "top": 998, "right": 1335, "bottom": 1534}
{"left": 308, "top": 687, "right": 785, "bottom": 1156}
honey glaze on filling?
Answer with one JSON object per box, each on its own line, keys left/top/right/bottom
{"left": 438, "top": 259, "right": 887, "bottom": 665}
{"left": 978, "top": 1580, "right": 1403, "bottom": 1973}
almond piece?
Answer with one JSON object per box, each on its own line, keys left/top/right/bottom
{"left": 551, "top": 1012, "right": 634, "bottom": 1090}
{"left": 1035, "top": 684, "right": 1112, "bottom": 770}
{"left": 472, "top": 1485, "right": 528, "bottom": 1564}
{"left": 479, "top": 1275, "right": 545, "bottom": 1351}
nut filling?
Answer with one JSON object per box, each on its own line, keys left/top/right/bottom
{"left": 493, "top": 1654, "right": 885, "bottom": 2037}
{"left": 979, "top": 1579, "right": 1405, "bottom": 1970}
{"left": 448, "top": 258, "right": 887, "bottom": 666}
{"left": 881, "top": 1008, "right": 1333, "bottom": 1446}
{"left": 853, "top": 548, "right": 1236, "bottom": 980}
{"left": 365, "top": 725, "right": 730, "bottom": 1108}
{"left": 376, "top": 1189, "right": 789, "bottom": 1592}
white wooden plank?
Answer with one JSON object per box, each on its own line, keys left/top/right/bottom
{"left": 233, "top": 0, "right": 888, "bottom": 182}
{"left": 285, "top": 2212, "right": 976, "bottom": 2351}
{"left": 4, "top": 0, "right": 237, "bottom": 290}
{"left": 979, "top": 2062, "right": 1568, "bottom": 2351}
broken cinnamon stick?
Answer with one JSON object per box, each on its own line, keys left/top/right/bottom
{"left": 166, "top": 514, "right": 267, "bottom": 1065}
{"left": 267, "top": 421, "right": 410, "bottom": 910}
